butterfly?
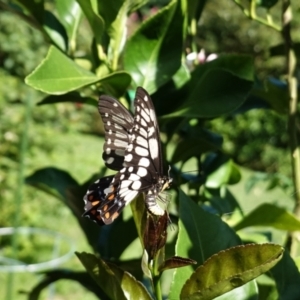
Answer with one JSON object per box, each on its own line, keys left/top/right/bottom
{"left": 83, "top": 87, "right": 172, "bottom": 225}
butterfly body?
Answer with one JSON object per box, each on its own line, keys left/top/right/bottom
{"left": 83, "top": 87, "right": 172, "bottom": 225}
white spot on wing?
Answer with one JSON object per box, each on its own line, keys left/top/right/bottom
{"left": 125, "top": 154, "right": 133, "bottom": 162}
{"left": 149, "top": 138, "right": 159, "bottom": 160}
{"left": 139, "top": 157, "right": 150, "bottom": 167}
{"left": 120, "top": 180, "right": 131, "bottom": 188}
{"left": 141, "top": 110, "right": 150, "bottom": 123}
{"left": 148, "top": 127, "right": 155, "bottom": 137}
{"left": 106, "top": 148, "right": 111, "bottom": 154}
{"left": 114, "top": 140, "right": 127, "bottom": 148}
{"left": 115, "top": 149, "right": 125, "bottom": 156}
{"left": 136, "top": 136, "right": 148, "bottom": 148}
{"left": 131, "top": 181, "right": 142, "bottom": 190}
{"left": 137, "top": 167, "right": 147, "bottom": 177}
{"left": 106, "top": 157, "right": 114, "bottom": 164}
{"left": 124, "top": 191, "right": 138, "bottom": 202}
{"left": 128, "top": 173, "right": 140, "bottom": 181}
{"left": 135, "top": 146, "right": 149, "bottom": 157}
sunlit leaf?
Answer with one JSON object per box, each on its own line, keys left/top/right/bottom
{"left": 181, "top": 244, "right": 283, "bottom": 300}
{"left": 124, "top": 0, "right": 186, "bottom": 93}
{"left": 169, "top": 190, "right": 241, "bottom": 298}
{"left": 76, "top": 252, "right": 153, "bottom": 300}
{"left": 234, "top": 203, "right": 300, "bottom": 231}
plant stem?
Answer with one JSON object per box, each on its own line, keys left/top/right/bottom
{"left": 233, "top": 0, "right": 281, "bottom": 31}
{"left": 282, "top": 0, "right": 300, "bottom": 257}
{"left": 152, "top": 250, "right": 162, "bottom": 300}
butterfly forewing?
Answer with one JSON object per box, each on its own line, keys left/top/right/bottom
{"left": 106, "top": 87, "right": 172, "bottom": 216}
{"left": 83, "top": 175, "right": 125, "bottom": 225}
{"left": 98, "top": 95, "right": 134, "bottom": 171}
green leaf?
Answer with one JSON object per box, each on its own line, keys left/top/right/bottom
{"left": 165, "top": 68, "right": 253, "bottom": 118}
{"left": 124, "top": 0, "right": 185, "bottom": 93}
{"left": 25, "top": 46, "right": 131, "bottom": 95}
{"left": 38, "top": 92, "right": 96, "bottom": 106}
{"left": 214, "top": 281, "right": 258, "bottom": 300}
{"left": 180, "top": 244, "right": 283, "bottom": 300}
{"left": 15, "top": 0, "right": 44, "bottom": 24}
{"left": 169, "top": 190, "right": 241, "bottom": 299}
{"left": 56, "top": 0, "right": 82, "bottom": 46}
{"left": 251, "top": 78, "right": 288, "bottom": 114}
{"left": 77, "top": 0, "right": 104, "bottom": 44}
{"left": 233, "top": 203, "right": 300, "bottom": 231}
{"left": 130, "top": 194, "right": 147, "bottom": 247}
{"left": 28, "top": 270, "right": 107, "bottom": 300}
{"left": 43, "top": 10, "right": 68, "bottom": 51}
{"left": 76, "top": 252, "right": 153, "bottom": 300}
{"left": 270, "top": 250, "right": 300, "bottom": 299}
{"left": 171, "top": 130, "right": 222, "bottom": 164}
{"left": 25, "top": 168, "right": 101, "bottom": 252}
{"left": 25, "top": 46, "right": 99, "bottom": 94}
{"left": 206, "top": 159, "right": 241, "bottom": 188}
{"left": 25, "top": 167, "right": 78, "bottom": 200}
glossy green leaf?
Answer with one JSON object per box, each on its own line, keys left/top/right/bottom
{"left": 15, "top": 0, "right": 44, "bottom": 24}
{"left": 171, "top": 132, "right": 222, "bottom": 164}
{"left": 206, "top": 159, "right": 241, "bottom": 188}
{"left": 251, "top": 78, "right": 288, "bottom": 114}
{"left": 181, "top": 244, "right": 283, "bottom": 300}
{"left": 169, "top": 190, "right": 241, "bottom": 299}
{"left": 25, "top": 46, "right": 99, "bottom": 94}
{"left": 99, "top": 71, "right": 131, "bottom": 97}
{"left": 271, "top": 250, "right": 300, "bottom": 299}
{"left": 56, "top": 0, "right": 82, "bottom": 45}
{"left": 25, "top": 167, "right": 78, "bottom": 200}
{"left": 76, "top": 252, "right": 153, "bottom": 300}
{"left": 124, "top": 0, "right": 185, "bottom": 93}
{"left": 38, "top": 92, "right": 96, "bottom": 106}
{"left": 187, "top": 0, "right": 207, "bottom": 21}
{"left": 214, "top": 281, "right": 258, "bottom": 300}
{"left": 77, "top": 0, "right": 104, "bottom": 44}
{"left": 28, "top": 270, "right": 107, "bottom": 300}
{"left": 43, "top": 10, "right": 68, "bottom": 51}
{"left": 25, "top": 46, "right": 131, "bottom": 95}
{"left": 165, "top": 68, "right": 253, "bottom": 118}
{"left": 76, "top": 252, "right": 127, "bottom": 300}
{"left": 130, "top": 194, "right": 147, "bottom": 247}
{"left": 25, "top": 167, "right": 101, "bottom": 251}
{"left": 234, "top": 203, "right": 300, "bottom": 231}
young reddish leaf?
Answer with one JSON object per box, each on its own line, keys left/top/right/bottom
{"left": 180, "top": 243, "right": 283, "bottom": 300}
{"left": 159, "top": 256, "right": 197, "bottom": 272}
{"left": 143, "top": 213, "right": 168, "bottom": 260}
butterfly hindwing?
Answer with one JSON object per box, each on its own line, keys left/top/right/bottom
{"left": 98, "top": 95, "right": 134, "bottom": 171}
{"left": 83, "top": 175, "right": 125, "bottom": 225}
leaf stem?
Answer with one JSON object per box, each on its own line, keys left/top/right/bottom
{"left": 282, "top": 0, "right": 300, "bottom": 257}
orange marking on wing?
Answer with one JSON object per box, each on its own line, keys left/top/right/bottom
{"left": 112, "top": 212, "right": 119, "bottom": 221}
{"left": 103, "top": 205, "right": 108, "bottom": 211}
{"left": 108, "top": 194, "right": 115, "bottom": 201}
{"left": 105, "top": 212, "right": 110, "bottom": 219}
{"left": 91, "top": 200, "right": 100, "bottom": 206}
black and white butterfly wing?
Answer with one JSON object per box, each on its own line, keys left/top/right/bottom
{"left": 83, "top": 175, "right": 125, "bottom": 225}
{"left": 98, "top": 95, "right": 134, "bottom": 171}
{"left": 106, "top": 87, "right": 172, "bottom": 216}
